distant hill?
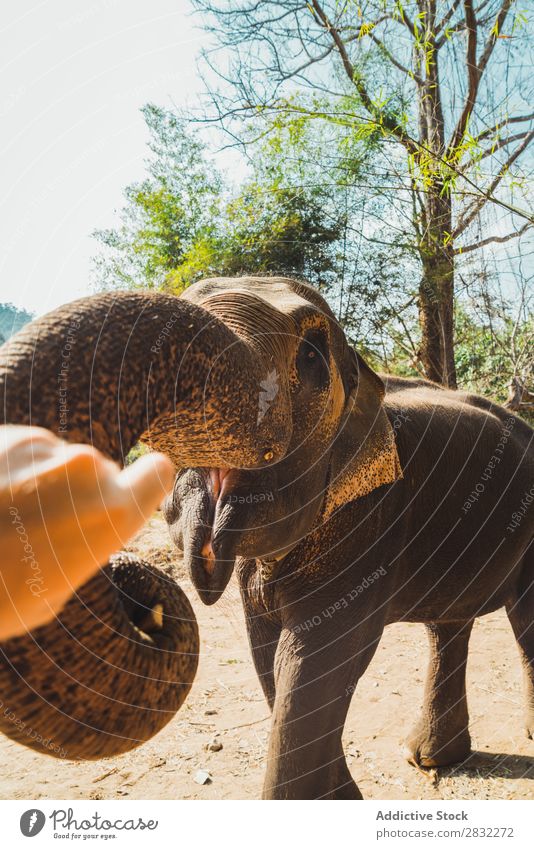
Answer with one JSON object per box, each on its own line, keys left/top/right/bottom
{"left": 0, "top": 302, "right": 33, "bottom": 346}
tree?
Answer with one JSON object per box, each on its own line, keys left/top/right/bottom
{"left": 93, "top": 104, "right": 350, "bottom": 294}
{"left": 91, "top": 104, "right": 221, "bottom": 290}
{"left": 455, "top": 246, "right": 534, "bottom": 421}
{"left": 91, "top": 103, "right": 531, "bottom": 413}
{"left": 168, "top": 182, "right": 345, "bottom": 290}
{"left": 0, "top": 303, "right": 33, "bottom": 345}
{"left": 169, "top": 118, "right": 362, "bottom": 291}
{"left": 193, "top": 0, "right": 534, "bottom": 387}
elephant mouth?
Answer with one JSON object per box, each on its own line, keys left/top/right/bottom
{"left": 177, "top": 464, "right": 282, "bottom": 606}
{"left": 200, "top": 468, "right": 236, "bottom": 572}
{"left": 191, "top": 467, "right": 244, "bottom": 605}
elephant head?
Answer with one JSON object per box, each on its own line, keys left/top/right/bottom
{"left": 0, "top": 291, "right": 291, "bottom": 759}
{"left": 164, "top": 276, "right": 402, "bottom": 605}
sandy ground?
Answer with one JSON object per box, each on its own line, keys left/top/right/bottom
{"left": 0, "top": 516, "right": 533, "bottom": 801}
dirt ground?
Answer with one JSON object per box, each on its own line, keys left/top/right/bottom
{"left": 0, "top": 515, "right": 533, "bottom": 801}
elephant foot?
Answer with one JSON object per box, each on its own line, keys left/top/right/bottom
{"left": 404, "top": 721, "right": 472, "bottom": 768}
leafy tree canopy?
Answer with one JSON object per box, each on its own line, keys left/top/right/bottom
{"left": 92, "top": 101, "right": 533, "bottom": 415}
{"left": 92, "top": 102, "right": 370, "bottom": 294}
{"left": 92, "top": 104, "right": 221, "bottom": 290}
{"left": 0, "top": 302, "right": 33, "bottom": 345}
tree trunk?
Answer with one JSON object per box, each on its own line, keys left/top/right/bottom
{"left": 418, "top": 187, "right": 457, "bottom": 389}
{"left": 415, "top": 10, "right": 457, "bottom": 390}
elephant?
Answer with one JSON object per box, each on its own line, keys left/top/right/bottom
{"left": 0, "top": 291, "right": 289, "bottom": 759}
{"left": 163, "top": 275, "right": 534, "bottom": 799}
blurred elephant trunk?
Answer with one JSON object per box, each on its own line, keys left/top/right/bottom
{"left": 0, "top": 554, "right": 198, "bottom": 760}
{"left": 0, "top": 291, "right": 291, "bottom": 759}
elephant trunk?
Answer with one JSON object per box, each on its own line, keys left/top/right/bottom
{"left": 0, "top": 291, "right": 290, "bottom": 759}
{"left": 0, "top": 291, "right": 290, "bottom": 466}
{"left": 0, "top": 554, "right": 198, "bottom": 760}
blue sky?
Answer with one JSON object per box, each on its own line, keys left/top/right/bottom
{"left": 0, "top": 0, "right": 214, "bottom": 316}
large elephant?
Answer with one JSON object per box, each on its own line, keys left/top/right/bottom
{"left": 0, "top": 291, "right": 289, "bottom": 759}
{"left": 164, "top": 276, "right": 534, "bottom": 799}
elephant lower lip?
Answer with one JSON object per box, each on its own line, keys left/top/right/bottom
{"left": 192, "top": 473, "right": 242, "bottom": 603}
{"left": 199, "top": 468, "right": 239, "bottom": 576}
{"left": 190, "top": 539, "right": 236, "bottom": 605}
{"left": 190, "top": 467, "right": 270, "bottom": 604}
{"left": 200, "top": 539, "right": 216, "bottom": 574}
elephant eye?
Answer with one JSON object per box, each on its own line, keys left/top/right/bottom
{"left": 296, "top": 329, "right": 329, "bottom": 390}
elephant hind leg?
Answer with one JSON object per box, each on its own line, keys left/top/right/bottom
{"left": 506, "top": 558, "right": 534, "bottom": 739}
{"left": 405, "top": 619, "right": 473, "bottom": 768}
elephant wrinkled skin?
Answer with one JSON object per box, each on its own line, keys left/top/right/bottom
{"left": 0, "top": 291, "right": 287, "bottom": 759}
{"left": 0, "top": 277, "right": 532, "bottom": 797}
{"left": 165, "top": 276, "right": 534, "bottom": 799}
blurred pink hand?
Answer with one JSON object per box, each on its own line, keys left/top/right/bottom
{"left": 0, "top": 425, "right": 175, "bottom": 640}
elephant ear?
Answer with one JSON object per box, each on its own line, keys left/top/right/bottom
{"left": 324, "top": 349, "right": 402, "bottom": 517}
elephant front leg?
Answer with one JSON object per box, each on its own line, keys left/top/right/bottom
{"left": 238, "top": 560, "right": 281, "bottom": 710}
{"left": 263, "top": 625, "right": 381, "bottom": 799}
{"left": 242, "top": 600, "right": 281, "bottom": 711}
{"left": 406, "top": 619, "right": 473, "bottom": 768}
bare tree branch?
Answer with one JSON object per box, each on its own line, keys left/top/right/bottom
{"left": 366, "top": 31, "right": 424, "bottom": 85}
{"left": 436, "top": 10, "right": 496, "bottom": 47}
{"left": 309, "top": 0, "right": 419, "bottom": 155}
{"left": 454, "top": 222, "right": 531, "bottom": 254}
{"left": 392, "top": 4, "right": 417, "bottom": 38}
{"left": 282, "top": 17, "right": 393, "bottom": 82}
{"left": 448, "top": 0, "right": 479, "bottom": 157}
{"left": 478, "top": 0, "right": 514, "bottom": 77}
{"left": 448, "top": 0, "right": 514, "bottom": 159}
{"left": 473, "top": 130, "right": 533, "bottom": 162}
{"left": 437, "top": 0, "right": 464, "bottom": 35}
{"left": 476, "top": 111, "right": 534, "bottom": 142}
{"left": 279, "top": 44, "right": 336, "bottom": 80}
{"left": 454, "top": 129, "right": 534, "bottom": 236}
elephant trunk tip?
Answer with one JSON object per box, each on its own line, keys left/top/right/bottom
{"left": 133, "top": 602, "right": 165, "bottom": 637}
